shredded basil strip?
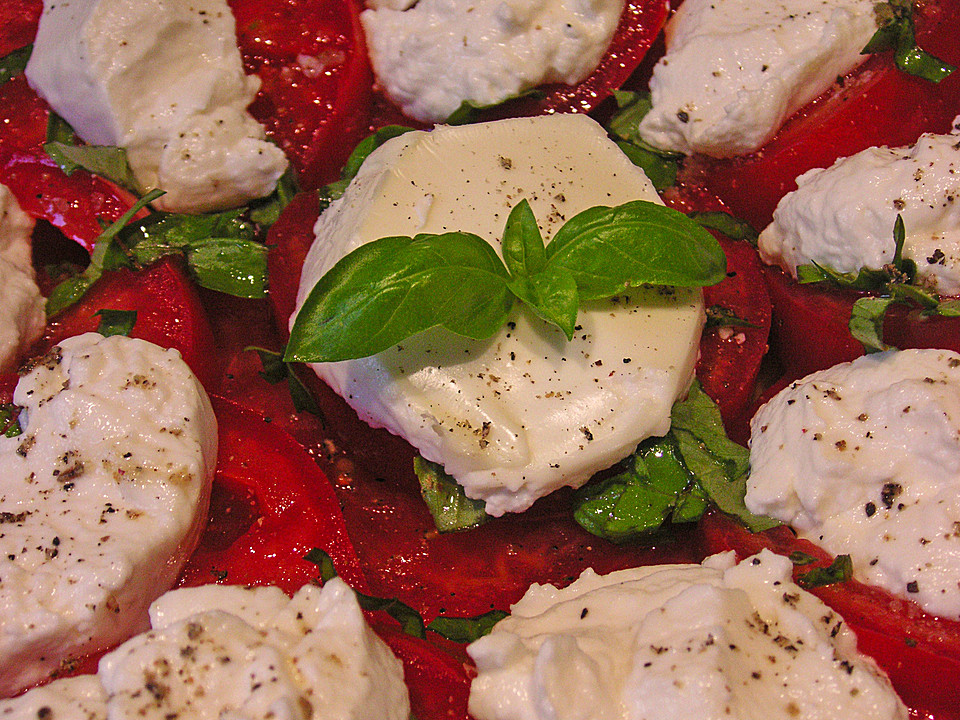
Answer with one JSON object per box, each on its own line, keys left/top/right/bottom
{"left": 0, "top": 44, "right": 30, "bottom": 86}
{"left": 797, "top": 554, "right": 853, "bottom": 589}
{"left": 248, "top": 346, "right": 324, "bottom": 420}
{"left": 95, "top": 309, "right": 137, "bottom": 337}
{"left": 415, "top": 457, "right": 489, "bottom": 533}
{"left": 608, "top": 91, "right": 682, "bottom": 192}
{"left": 686, "top": 211, "right": 759, "bottom": 245}
{"left": 287, "top": 200, "right": 725, "bottom": 363}
{"left": 788, "top": 550, "right": 818, "bottom": 566}
{"left": 861, "top": 0, "right": 955, "bottom": 83}
{"left": 0, "top": 404, "right": 22, "bottom": 438}
{"left": 426, "top": 610, "right": 508, "bottom": 643}
{"left": 705, "top": 305, "right": 759, "bottom": 329}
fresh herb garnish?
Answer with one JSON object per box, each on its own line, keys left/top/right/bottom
{"left": 43, "top": 113, "right": 142, "bottom": 194}
{"left": 797, "top": 215, "right": 958, "bottom": 352}
{"left": 687, "top": 211, "right": 759, "bottom": 245}
{"left": 788, "top": 550, "right": 819, "bottom": 566}
{"left": 705, "top": 304, "right": 759, "bottom": 329}
{"left": 0, "top": 44, "right": 30, "bottom": 87}
{"left": 318, "top": 125, "right": 415, "bottom": 212}
{"left": 0, "top": 404, "right": 22, "bottom": 438}
{"left": 862, "top": 0, "right": 955, "bottom": 82}
{"left": 608, "top": 91, "right": 683, "bottom": 192}
{"left": 248, "top": 346, "right": 324, "bottom": 420}
{"left": 286, "top": 199, "right": 725, "bottom": 363}
{"left": 444, "top": 88, "right": 545, "bottom": 126}
{"left": 426, "top": 610, "right": 508, "bottom": 643}
{"left": 415, "top": 457, "right": 489, "bottom": 532}
{"left": 95, "top": 309, "right": 137, "bottom": 337}
{"left": 797, "top": 554, "right": 853, "bottom": 588}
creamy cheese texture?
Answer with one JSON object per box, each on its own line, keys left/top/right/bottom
{"left": 361, "top": 0, "right": 625, "bottom": 122}
{"left": 25, "top": 0, "right": 288, "bottom": 214}
{"left": 0, "top": 333, "right": 217, "bottom": 697}
{"left": 747, "top": 349, "right": 960, "bottom": 618}
{"left": 638, "top": 0, "right": 876, "bottom": 157}
{"left": 468, "top": 550, "right": 905, "bottom": 720}
{"left": 0, "top": 184, "right": 44, "bottom": 372}
{"left": 294, "top": 115, "right": 704, "bottom": 516}
{"left": 0, "top": 580, "right": 410, "bottom": 720}
{"left": 759, "top": 126, "right": 960, "bottom": 294}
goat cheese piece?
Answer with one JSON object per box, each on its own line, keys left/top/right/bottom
{"left": 0, "top": 580, "right": 410, "bottom": 720}
{"left": 0, "top": 184, "right": 44, "bottom": 372}
{"left": 0, "top": 333, "right": 217, "bottom": 697}
{"left": 361, "top": 0, "right": 625, "bottom": 122}
{"left": 293, "top": 115, "right": 704, "bottom": 516}
{"left": 25, "top": 0, "right": 288, "bottom": 214}
{"left": 759, "top": 128, "right": 960, "bottom": 294}
{"left": 468, "top": 550, "right": 906, "bottom": 720}
{"left": 638, "top": 0, "right": 876, "bottom": 157}
{"left": 747, "top": 349, "right": 960, "bottom": 618}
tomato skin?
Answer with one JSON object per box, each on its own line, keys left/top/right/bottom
{"left": 701, "top": 511, "right": 960, "bottom": 720}
{"left": 0, "top": 1, "right": 39, "bottom": 57}
{"left": 230, "top": 0, "right": 374, "bottom": 190}
{"left": 39, "top": 256, "right": 219, "bottom": 388}
{"left": 688, "top": 0, "right": 960, "bottom": 232}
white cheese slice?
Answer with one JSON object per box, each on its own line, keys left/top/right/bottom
{"left": 759, "top": 126, "right": 960, "bottom": 294}
{"left": 293, "top": 114, "right": 704, "bottom": 516}
{"left": 0, "top": 580, "right": 410, "bottom": 720}
{"left": 0, "top": 183, "right": 44, "bottom": 372}
{"left": 467, "top": 551, "right": 906, "bottom": 720}
{"left": 638, "top": 0, "right": 877, "bottom": 157}
{"left": 25, "top": 0, "right": 288, "bottom": 214}
{"left": 0, "top": 333, "right": 217, "bottom": 697}
{"left": 747, "top": 349, "right": 960, "bottom": 618}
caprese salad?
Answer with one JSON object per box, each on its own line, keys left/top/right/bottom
{"left": 0, "top": 0, "right": 957, "bottom": 718}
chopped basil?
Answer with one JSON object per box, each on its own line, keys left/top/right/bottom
{"left": 94, "top": 309, "right": 137, "bottom": 337}
{"left": 0, "top": 404, "right": 22, "bottom": 438}
{"left": 0, "top": 44, "right": 30, "bottom": 86}
{"left": 414, "top": 457, "right": 489, "bottom": 532}
{"left": 43, "top": 113, "right": 142, "bottom": 194}
{"left": 705, "top": 305, "right": 759, "bottom": 329}
{"left": 608, "top": 91, "right": 682, "bottom": 192}
{"left": 427, "top": 610, "right": 508, "bottom": 643}
{"left": 797, "top": 554, "right": 853, "bottom": 589}
{"left": 248, "top": 346, "right": 325, "bottom": 420}
{"left": 686, "top": 211, "right": 759, "bottom": 245}
{"left": 286, "top": 200, "right": 725, "bottom": 363}
{"left": 248, "top": 166, "right": 299, "bottom": 227}
{"left": 862, "top": 0, "right": 955, "bottom": 83}
{"left": 444, "top": 88, "right": 544, "bottom": 126}
{"left": 788, "top": 550, "right": 818, "bottom": 566}
{"left": 849, "top": 296, "right": 896, "bottom": 353}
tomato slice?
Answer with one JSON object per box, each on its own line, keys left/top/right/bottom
{"left": 39, "top": 255, "right": 219, "bottom": 388}
{"left": 701, "top": 511, "right": 960, "bottom": 720}
{"left": 0, "top": 0, "right": 39, "bottom": 57}
{"left": 230, "top": 0, "right": 374, "bottom": 190}
{"left": 687, "top": 0, "right": 960, "bottom": 232}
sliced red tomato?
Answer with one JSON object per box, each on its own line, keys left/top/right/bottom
{"left": 701, "top": 511, "right": 960, "bottom": 720}
{"left": 687, "top": 0, "right": 960, "bottom": 232}
{"left": 0, "top": 0, "right": 39, "bottom": 57}
{"left": 38, "top": 255, "right": 219, "bottom": 388}
{"left": 230, "top": 0, "right": 374, "bottom": 190}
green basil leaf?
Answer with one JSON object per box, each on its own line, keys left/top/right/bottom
{"left": 545, "top": 201, "right": 727, "bottom": 299}
{"left": 248, "top": 166, "right": 299, "bottom": 227}
{"left": 789, "top": 551, "right": 818, "bottom": 566}
{"left": 608, "top": 90, "right": 653, "bottom": 145}
{"left": 796, "top": 261, "right": 889, "bottom": 291}
{"left": 850, "top": 296, "right": 896, "bottom": 353}
{"left": 0, "top": 44, "right": 30, "bottom": 86}
{"left": 934, "top": 299, "right": 960, "bottom": 316}
{"left": 444, "top": 88, "right": 544, "bottom": 126}
{"left": 286, "top": 233, "right": 514, "bottom": 363}
{"left": 797, "top": 554, "right": 853, "bottom": 589}
{"left": 0, "top": 403, "right": 21, "bottom": 438}
{"left": 427, "top": 610, "right": 508, "bottom": 643}
{"left": 892, "top": 213, "right": 906, "bottom": 266}
{"left": 46, "top": 112, "right": 76, "bottom": 145}
{"left": 686, "top": 211, "right": 759, "bottom": 245}
{"left": 507, "top": 267, "right": 579, "bottom": 339}
{"left": 414, "top": 456, "right": 489, "bottom": 533}
{"left": 184, "top": 237, "right": 268, "bottom": 298}
{"left": 95, "top": 309, "right": 137, "bottom": 337}
{"left": 44, "top": 141, "right": 142, "bottom": 194}
{"left": 248, "top": 346, "right": 325, "bottom": 420}
{"left": 501, "top": 199, "right": 546, "bottom": 277}
{"left": 704, "top": 305, "right": 759, "bottom": 329}
{"left": 615, "top": 140, "right": 678, "bottom": 193}
{"left": 862, "top": 3, "right": 955, "bottom": 82}
{"left": 46, "top": 274, "right": 98, "bottom": 318}
{"left": 889, "top": 281, "right": 939, "bottom": 310}
{"left": 126, "top": 208, "right": 255, "bottom": 249}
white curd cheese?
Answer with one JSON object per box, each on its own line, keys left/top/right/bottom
{"left": 293, "top": 114, "right": 704, "bottom": 516}
{"left": 638, "top": 0, "right": 877, "bottom": 157}
{"left": 747, "top": 349, "right": 960, "bottom": 618}
{"left": 361, "top": 0, "right": 625, "bottom": 123}
{"left": 25, "top": 0, "right": 288, "bottom": 214}
{"left": 468, "top": 550, "right": 906, "bottom": 720}
{"left": 759, "top": 126, "right": 960, "bottom": 294}
{"left": 0, "top": 580, "right": 410, "bottom": 720}
{"left": 0, "top": 333, "right": 217, "bottom": 697}
{"left": 0, "top": 184, "right": 44, "bottom": 372}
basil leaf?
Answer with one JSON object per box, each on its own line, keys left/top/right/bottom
{"left": 608, "top": 90, "right": 653, "bottom": 145}
{"left": 862, "top": 2, "right": 955, "bottom": 82}
{"left": 686, "top": 211, "right": 759, "bottom": 245}
{"left": 0, "top": 404, "right": 21, "bottom": 438}
{"left": 444, "top": 88, "right": 544, "bottom": 126}
{"left": 304, "top": 547, "right": 338, "bottom": 582}
{"left": 501, "top": 199, "right": 546, "bottom": 277}
{"left": 319, "top": 125, "right": 416, "bottom": 209}
{"left": 615, "top": 140, "right": 678, "bottom": 193}
{"left": 705, "top": 305, "right": 759, "bottom": 329}
{"left": 507, "top": 267, "right": 579, "bottom": 338}
{"left": 248, "top": 166, "right": 299, "bottom": 227}
{"left": 286, "top": 233, "right": 514, "bottom": 363}
{"left": 427, "top": 610, "right": 508, "bottom": 643}
{"left": 797, "top": 554, "right": 853, "bottom": 589}
{"left": 126, "top": 208, "right": 256, "bottom": 249}
{"left": 415, "top": 457, "right": 489, "bottom": 533}
{"left": 46, "top": 112, "right": 76, "bottom": 145}
{"left": 184, "top": 238, "right": 268, "bottom": 298}
{"left": 934, "top": 299, "right": 960, "bottom": 316}
{"left": 44, "top": 142, "right": 142, "bottom": 194}
{"left": 95, "top": 309, "right": 137, "bottom": 337}
{"left": 545, "top": 201, "right": 727, "bottom": 299}
{"left": 789, "top": 551, "right": 818, "bottom": 566}
{"left": 608, "top": 92, "right": 682, "bottom": 191}
{"left": 796, "top": 261, "right": 889, "bottom": 291}
{"left": 850, "top": 296, "right": 895, "bottom": 353}
{"left": 248, "top": 346, "right": 325, "bottom": 420}
{"left": 0, "top": 44, "right": 30, "bottom": 86}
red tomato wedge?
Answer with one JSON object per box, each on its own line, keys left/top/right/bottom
{"left": 701, "top": 511, "right": 960, "bottom": 720}
{"left": 230, "top": 0, "right": 374, "bottom": 190}
{"left": 686, "top": 0, "right": 960, "bottom": 232}
{"left": 38, "top": 255, "right": 219, "bottom": 389}
{"left": 0, "top": 0, "right": 39, "bottom": 57}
